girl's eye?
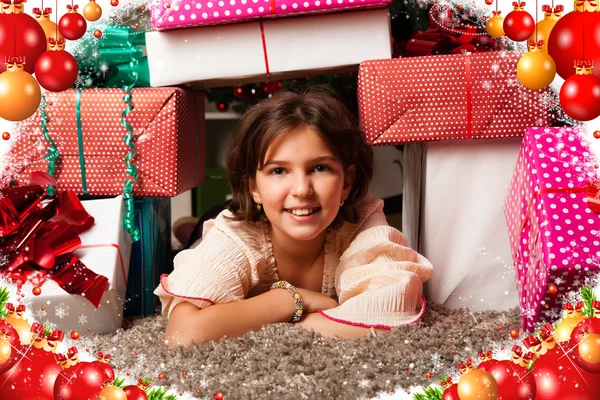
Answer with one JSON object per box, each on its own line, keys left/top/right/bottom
{"left": 268, "top": 168, "right": 286, "bottom": 175}
{"left": 314, "top": 165, "right": 330, "bottom": 173}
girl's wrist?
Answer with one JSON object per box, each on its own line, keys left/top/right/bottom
{"left": 270, "top": 281, "right": 304, "bottom": 323}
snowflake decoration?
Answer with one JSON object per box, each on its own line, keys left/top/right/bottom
{"left": 78, "top": 313, "right": 88, "bottom": 326}
{"left": 521, "top": 305, "right": 536, "bottom": 320}
{"left": 554, "top": 277, "right": 566, "bottom": 285}
{"left": 358, "top": 379, "right": 370, "bottom": 388}
{"left": 543, "top": 308, "right": 561, "bottom": 320}
{"left": 55, "top": 303, "right": 69, "bottom": 319}
{"left": 35, "top": 308, "right": 48, "bottom": 320}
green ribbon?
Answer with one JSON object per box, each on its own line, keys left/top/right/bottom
{"left": 75, "top": 88, "right": 89, "bottom": 196}
{"left": 97, "top": 26, "right": 149, "bottom": 89}
{"left": 40, "top": 94, "right": 58, "bottom": 196}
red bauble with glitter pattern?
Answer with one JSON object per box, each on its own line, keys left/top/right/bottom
{"left": 569, "top": 318, "right": 600, "bottom": 373}
{"left": 0, "top": 346, "right": 62, "bottom": 399}
{"left": 559, "top": 74, "right": 600, "bottom": 122}
{"left": 478, "top": 359, "right": 536, "bottom": 400}
{"left": 0, "top": 320, "right": 20, "bottom": 373}
{"left": 442, "top": 384, "right": 460, "bottom": 400}
{"left": 58, "top": 7, "right": 87, "bottom": 40}
{"left": 54, "top": 361, "right": 111, "bottom": 400}
{"left": 503, "top": 8, "right": 535, "bottom": 42}
{"left": 35, "top": 50, "right": 79, "bottom": 92}
{"left": 531, "top": 344, "right": 598, "bottom": 400}
{"left": 0, "top": 11, "right": 47, "bottom": 74}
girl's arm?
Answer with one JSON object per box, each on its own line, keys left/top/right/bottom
{"left": 298, "top": 312, "right": 388, "bottom": 339}
{"left": 165, "top": 288, "right": 338, "bottom": 347}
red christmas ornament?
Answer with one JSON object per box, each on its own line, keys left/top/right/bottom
{"left": 91, "top": 352, "right": 115, "bottom": 381}
{"left": 0, "top": 320, "right": 20, "bottom": 374}
{"left": 426, "top": 371, "right": 433, "bottom": 379}
{"left": 510, "top": 329, "right": 520, "bottom": 339}
{"left": 94, "top": 30, "right": 103, "bottom": 38}
{"left": 1, "top": 132, "right": 9, "bottom": 140}
{"left": 0, "top": 2, "right": 47, "bottom": 74}
{"left": 0, "top": 326, "right": 64, "bottom": 400}
{"left": 569, "top": 318, "right": 600, "bottom": 373}
{"left": 123, "top": 379, "right": 150, "bottom": 400}
{"left": 531, "top": 344, "right": 598, "bottom": 400}
{"left": 548, "top": 284, "right": 558, "bottom": 295}
{"left": 214, "top": 391, "right": 225, "bottom": 400}
{"left": 594, "top": 131, "right": 600, "bottom": 139}
{"left": 548, "top": 2, "right": 600, "bottom": 80}
{"left": 217, "top": 101, "right": 229, "bottom": 112}
{"left": 503, "top": 2, "right": 535, "bottom": 42}
{"left": 158, "top": 373, "right": 165, "bottom": 379}
{"left": 111, "top": 0, "right": 119, "bottom": 6}
{"left": 70, "top": 330, "right": 80, "bottom": 340}
{"left": 559, "top": 62, "right": 600, "bottom": 121}
{"left": 35, "top": 39, "right": 79, "bottom": 92}
{"left": 54, "top": 361, "right": 111, "bottom": 400}
{"left": 58, "top": 5, "right": 87, "bottom": 41}
{"left": 442, "top": 385, "right": 460, "bottom": 400}
{"left": 478, "top": 359, "right": 536, "bottom": 400}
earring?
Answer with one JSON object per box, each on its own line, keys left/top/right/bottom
{"left": 257, "top": 203, "right": 262, "bottom": 211}
{"left": 340, "top": 200, "right": 344, "bottom": 207}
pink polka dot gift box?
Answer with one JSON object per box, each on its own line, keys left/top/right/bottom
{"left": 4, "top": 88, "right": 205, "bottom": 197}
{"left": 504, "top": 126, "right": 600, "bottom": 332}
{"left": 357, "top": 51, "right": 552, "bottom": 145}
{"left": 148, "top": 0, "right": 391, "bottom": 31}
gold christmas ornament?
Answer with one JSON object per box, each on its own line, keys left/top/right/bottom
{"left": 529, "top": 5, "right": 563, "bottom": 52}
{"left": 33, "top": 7, "right": 63, "bottom": 45}
{"left": 486, "top": 12, "right": 505, "bottom": 38}
{"left": 83, "top": 0, "right": 102, "bottom": 21}
{"left": 0, "top": 58, "right": 41, "bottom": 122}
{"left": 1, "top": 303, "right": 32, "bottom": 345}
{"left": 517, "top": 40, "right": 556, "bottom": 89}
{"left": 457, "top": 368, "right": 499, "bottom": 400}
{"left": 578, "top": 333, "right": 600, "bottom": 364}
{"left": 555, "top": 303, "right": 587, "bottom": 342}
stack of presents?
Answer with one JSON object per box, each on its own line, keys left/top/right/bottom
{"left": 0, "top": 0, "right": 598, "bottom": 336}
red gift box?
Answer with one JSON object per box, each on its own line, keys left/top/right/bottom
{"left": 4, "top": 88, "right": 205, "bottom": 196}
{"left": 357, "top": 51, "right": 553, "bottom": 145}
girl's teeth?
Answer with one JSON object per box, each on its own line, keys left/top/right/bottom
{"left": 288, "top": 208, "right": 317, "bottom": 216}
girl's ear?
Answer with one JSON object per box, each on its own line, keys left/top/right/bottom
{"left": 249, "top": 177, "right": 262, "bottom": 204}
{"left": 343, "top": 165, "right": 356, "bottom": 198}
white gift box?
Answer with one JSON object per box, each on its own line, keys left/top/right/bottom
{"left": 402, "top": 138, "right": 522, "bottom": 312}
{"left": 24, "top": 196, "right": 132, "bottom": 334}
{"left": 146, "top": 9, "right": 392, "bottom": 88}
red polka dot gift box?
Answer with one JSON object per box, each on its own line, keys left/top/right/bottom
{"left": 357, "top": 51, "right": 552, "bottom": 145}
{"left": 504, "top": 127, "right": 600, "bottom": 333}
{"left": 4, "top": 88, "right": 205, "bottom": 197}
{"left": 148, "top": 0, "right": 391, "bottom": 31}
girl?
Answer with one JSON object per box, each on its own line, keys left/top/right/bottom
{"left": 155, "top": 88, "right": 433, "bottom": 347}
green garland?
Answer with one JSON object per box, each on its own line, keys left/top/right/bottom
{"left": 413, "top": 384, "right": 444, "bottom": 400}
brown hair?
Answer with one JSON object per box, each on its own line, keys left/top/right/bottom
{"left": 225, "top": 86, "right": 374, "bottom": 226}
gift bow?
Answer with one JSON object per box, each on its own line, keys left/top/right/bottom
{"left": 542, "top": 4, "right": 564, "bottom": 16}
{"left": 512, "top": 1, "right": 526, "bottom": 9}
{"left": 592, "top": 300, "right": 600, "bottom": 310}
{"left": 6, "top": 303, "right": 25, "bottom": 317}
{"left": 512, "top": 344, "right": 524, "bottom": 357}
{"left": 47, "top": 38, "right": 66, "bottom": 51}
{"left": 586, "top": 180, "right": 600, "bottom": 213}
{"left": 440, "top": 377, "right": 453, "bottom": 388}
{"left": 492, "top": 10, "right": 502, "bottom": 15}
{"left": 523, "top": 352, "right": 537, "bottom": 362}
{"left": 575, "top": 0, "right": 599, "bottom": 11}
{"left": 48, "top": 329, "right": 65, "bottom": 342}
{"left": 478, "top": 350, "right": 493, "bottom": 361}
{"left": 540, "top": 322, "right": 555, "bottom": 339}
{"left": 0, "top": 175, "right": 109, "bottom": 308}
{"left": 30, "top": 321, "right": 45, "bottom": 335}
{"left": 4, "top": 56, "right": 25, "bottom": 69}
{"left": 528, "top": 40, "right": 545, "bottom": 50}
{"left": 523, "top": 335, "right": 542, "bottom": 349}
{"left": 576, "top": 301, "right": 585, "bottom": 312}
{"left": 97, "top": 351, "right": 112, "bottom": 362}
{"left": 1, "top": 0, "right": 24, "bottom": 13}
{"left": 66, "top": 4, "right": 78, "bottom": 11}
{"left": 32, "top": 7, "right": 52, "bottom": 16}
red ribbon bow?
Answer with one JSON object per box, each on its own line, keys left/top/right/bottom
{"left": 576, "top": 301, "right": 585, "bottom": 311}
{"left": 586, "top": 180, "right": 600, "bottom": 213}
{"left": 48, "top": 330, "right": 65, "bottom": 342}
{"left": 575, "top": 60, "right": 593, "bottom": 68}
{"left": 592, "top": 300, "right": 600, "bottom": 309}
{"left": 492, "top": 10, "right": 502, "bottom": 15}
{"left": 540, "top": 323, "right": 555, "bottom": 339}
{"left": 465, "top": 358, "right": 474, "bottom": 368}
{"left": 512, "top": 1, "right": 526, "bottom": 5}
{"left": 0, "top": 173, "right": 108, "bottom": 308}
{"left": 523, "top": 335, "right": 542, "bottom": 348}
{"left": 67, "top": 346, "right": 78, "bottom": 357}
{"left": 565, "top": 303, "right": 575, "bottom": 311}
{"left": 528, "top": 40, "right": 544, "bottom": 48}
{"left": 523, "top": 352, "right": 536, "bottom": 361}
{"left": 456, "top": 362, "right": 466, "bottom": 371}
{"left": 30, "top": 322, "right": 45, "bottom": 335}
{"left": 4, "top": 56, "right": 25, "bottom": 66}
{"left": 66, "top": 4, "right": 78, "bottom": 11}
{"left": 55, "top": 352, "right": 67, "bottom": 362}
{"left": 512, "top": 344, "right": 523, "bottom": 356}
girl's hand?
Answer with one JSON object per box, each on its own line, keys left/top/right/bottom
{"left": 296, "top": 288, "right": 338, "bottom": 314}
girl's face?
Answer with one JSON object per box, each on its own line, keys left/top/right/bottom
{"left": 250, "top": 126, "right": 355, "bottom": 243}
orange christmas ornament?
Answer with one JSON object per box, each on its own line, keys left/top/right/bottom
{"left": 517, "top": 40, "right": 556, "bottom": 89}
{"left": 0, "top": 57, "right": 41, "bottom": 122}
{"left": 529, "top": 5, "right": 563, "bottom": 52}
{"left": 33, "top": 7, "right": 63, "bottom": 46}
{"left": 83, "top": 0, "right": 102, "bottom": 21}
{"left": 555, "top": 302, "right": 587, "bottom": 342}
{"left": 98, "top": 383, "right": 127, "bottom": 400}
{"left": 2, "top": 303, "right": 32, "bottom": 345}
{"left": 486, "top": 11, "right": 505, "bottom": 38}
{"left": 457, "top": 369, "right": 499, "bottom": 400}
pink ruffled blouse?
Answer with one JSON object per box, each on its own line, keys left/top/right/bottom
{"left": 154, "top": 193, "right": 433, "bottom": 328}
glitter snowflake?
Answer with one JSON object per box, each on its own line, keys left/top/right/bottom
{"left": 35, "top": 308, "right": 48, "bottom": 320}
{"left": 431, "top": 353, "right": 444, "bottom": 372}
{"left": 78, "top": 313, "right": 88, "bottom": 326}
{"left": 358, "top": 379, "right": 370, "bottom": 388}
{"left": 543, "top": 308, "right": 561, "bottom": 319}
{"left": 55, "top": 303, "right": 69, "bottom": 319}
{"left": 522, "top": 306, "right": 536, "bottom": 320}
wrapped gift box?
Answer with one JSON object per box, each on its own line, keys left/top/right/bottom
{"left": 124, "top": 197, "right": 172, "bottom": 317}
{"left": 402, "top": 139, "right": 522, "bottom": 313}
{"left": 149, "top": 0, "right": 391, "bottom": 30}
{"left": 4, "top": 88, "right": 205, "bottom": 196}
{"left": 357, "top": 51, "right": 552, "bottom": 145}
{"left": 23, "top": 196, "right": 132, "bottom": 334}
{"left": 504, "top": 127, "right": 600, "bottom": 332}
{"left": 146, "top": 9, "right": 392, "bottom": 88}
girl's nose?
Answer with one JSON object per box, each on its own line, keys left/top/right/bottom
{"left": 291, "top": 175, "right": 314, "bottom": 197}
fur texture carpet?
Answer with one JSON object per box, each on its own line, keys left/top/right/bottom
{"left": 77, "top": 303, "right": 521, "bottom": 399}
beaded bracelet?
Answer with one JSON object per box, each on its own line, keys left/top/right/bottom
{"left": 270, "top": 280, "right": 303, "bottom": 323}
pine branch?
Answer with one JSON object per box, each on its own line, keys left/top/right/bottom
{"left": 581, "top": 286, "right": 596, "bottom": 317}
{"left": 164, "top": 395, "right": 178, "bottom": 400}
{"left": 0, "top": 287, "right": 10, "bottom": 318}
{"left": 146, "top": 387, "right": 168, "bottom": 400}
{"left": 413, "top": 385, "right": 444, "bottom": 400}
{"left": 113, "top": 376, "right": 126, "bottom": 389}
